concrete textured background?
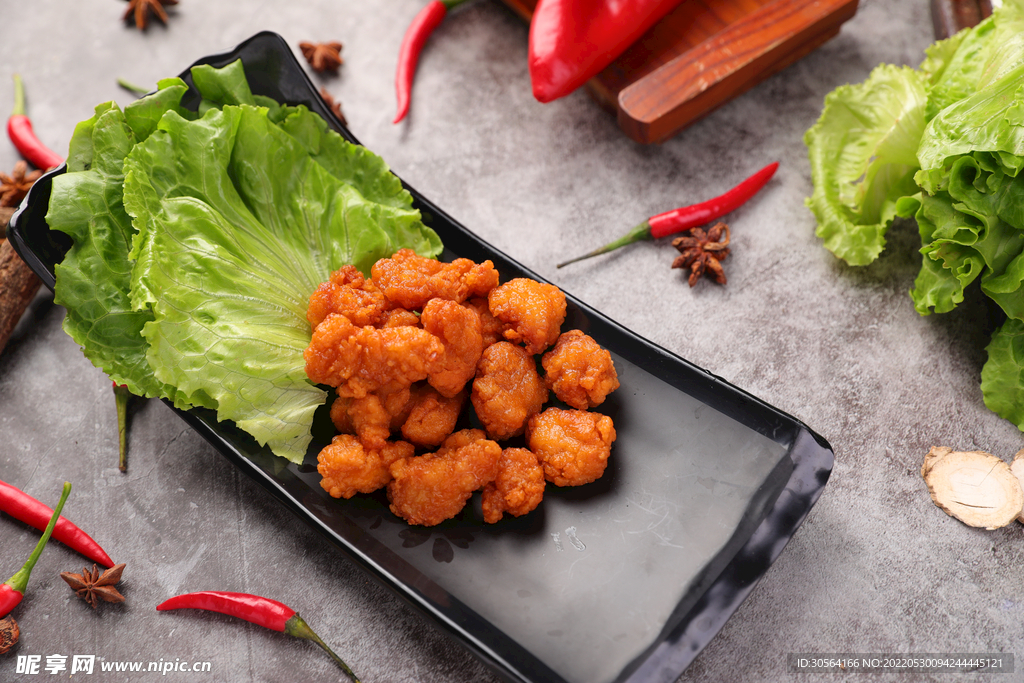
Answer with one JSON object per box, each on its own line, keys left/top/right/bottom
{"left": 2, "top": 0, "right": 1023, "bottom": 681}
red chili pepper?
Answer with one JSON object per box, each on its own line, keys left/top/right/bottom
{"left": 1, "top": 482, "right": 71, "bottom": 618}
{"left": 557, "top": 161, "right": 779, "bottom": 267}
{"left": 113, "top": 382, "right": 132, "bottom": 473}
{"left": 0, "top": 479, "right": 114, "bottom": 567}
{"left": 7, "top": 74, "right": 63, "bottom": 171}
{"left": 393, "top": 0, "right": 471, "bottom": 124}
{"left": 157, "top": 591, "right": 360, "bottom": 681}
{"left": 529, "top": 0, "right": 683, "bottom": 103}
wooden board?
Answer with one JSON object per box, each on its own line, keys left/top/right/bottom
{"left": 500, "top": 0, "right": 860, "bottom": 143}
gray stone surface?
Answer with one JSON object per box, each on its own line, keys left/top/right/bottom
{"left": 2, "top": 0, "right": 1022, "bottom": 681}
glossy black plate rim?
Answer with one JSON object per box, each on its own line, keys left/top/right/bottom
{"left": 8, "top": 30, "right": 834, "bottom": 683}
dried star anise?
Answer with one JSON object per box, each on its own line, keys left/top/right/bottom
{"left": 300, "top": 41, "right": 344, "bottom": 73}
{"left": 60, "top": 563, "right": 126, "bottom": 609}
{"left": 123, "top": 0, "right": 177, "bottom": 31}
{"left": 319, "top": 87, "right": 347, "bottom": 125}
{"left": 0, "top": 161, "right": 42, "bottom": 208}
{"left": 671, "top": 222, "right": 731, "bottom": 287}
{"left": 0, "top": 616, "right": 18, "bottom": 654}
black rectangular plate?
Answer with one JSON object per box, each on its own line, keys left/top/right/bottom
{"left": 8, "top": 31, "right": 833, "bottom": 683}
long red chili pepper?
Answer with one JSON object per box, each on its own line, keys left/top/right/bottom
{"left": 557, "top": 161, "right": 779, "bottom": 267}
{"left": 0, "top": 479, "right": 114, "bottom": 567}
{"left": 529, "top": 0, "right": 684, "bottom": 103}
{"left": 393, "top": 0, "right": 471, "bottom": 124}
{"left": 1, "top": 482, "right": 71, "bottom": 618}
{"left": 7, "top": 75, "right": 63, "bottom": 171}
{"left": 157, "top": 591, "right": 360, "bottom": 681}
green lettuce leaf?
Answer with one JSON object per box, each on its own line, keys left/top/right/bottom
{"left": 804, "top": 64, "right": 929, "bottom": 265}
{"left": 981, "top": 318, "right": 1024, "bottom": 429}
{"left": 51, "top": 60, "right": 442, "bottom": 463}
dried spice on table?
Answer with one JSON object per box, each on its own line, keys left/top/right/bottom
{"left": 157, "top": 591, "right": 360, "bottom": 681}
{"left": 0, "top": 161, "right": 41, "bottom": 208}
{"left": 672, "top": 222, "right": 730, "bottom": 286}
{"left": 318, "top": 87, "right": 347, "bottom": 126}
{"left": 60, "top": 563, "right": 126, "bottom": 609}
{"left": 6, "top": 75, "right": 62, "bottom": 172}
{"left": 122, "top": 0, "right": 177, "bottom": 30}
{"left": 0, "top": 483, "right": 71, "bottom": 618}
{"left": 0, "top": 615, "right": 18, "bottom": 654}
{"left": 393, "top": 0, "right": 472, "bottom": 123}
{"left": 557, "top": 162, "right": 778, "bottom": 268}
{"left": 299, "top": 41, "right": 344, "bottom": 73}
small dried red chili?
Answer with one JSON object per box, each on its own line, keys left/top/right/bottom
{"left": 6, "top": 75, "right": 63, "bottom": 171}
{"left": 0, "top": 479, "right": 114, "bottom": 567}
{"left": 393, "top": 0, "right": 471, "bottom": 124}
{"left": 557, "top": 161, "right": 779, "bottom": 267}
{"left": 157, "top": 591, "right": 360, "bottom": 682}
{"left": 1, "top": 482, "right": 71, "bottom": 618}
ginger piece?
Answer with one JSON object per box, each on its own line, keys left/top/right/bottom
{"left": 1009, "top": 449, "right": 1024, "bottom": 524}
{"left": 922, "top": 447, "right": 1023, "bottom": 530}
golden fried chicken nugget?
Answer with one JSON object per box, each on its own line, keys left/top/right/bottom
{"left": 481, "top": 448, "right": 546, "bottom": 523}
{"left": 387, "top": 434, "right": 502, "bottom": 526}
{"left": 541, "top": 330, "right": 620, "bottom": 409}
{"left": 471, "top": 342, "right": 548, "bottom": 440}
{"left": 378, "top": 308, "right": 421, "bottom": 328}
{"left": 307, "top": 265, "right": 387, "bottom": 328}
{"left": 527, "top": 408, "right": 616, "bottom": 487}
{"left": 371, "top": 249, "right": 499, "bottom": 310}
{"left": 401, "top": 386, "right": 467, "bottom": 448}
{"left": 463, "top": 297, "right": 505, "bottom": 347}
{"left": 422, "top": 298, "right": 484, "bottom": 398}
{"left": 318, "top": 434, "right": 415, "bottom": 499}
{"left": 304, "top": 313, "right": 445, "bottom": 398}
{"left": 488, "top": 278, "right": 567, "bottom": 354}
{"left": 330, "top": 384, "right": 414, "bottom": 444}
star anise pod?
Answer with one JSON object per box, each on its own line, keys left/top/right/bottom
{"left": 319, "top": 87, "right": 348, "bottom": 126}
{"left": 0, "top": 616, "right": 18, "bottom": 654}
{"left": 671, "top": 222, "right": 731, "bottom": 287}
{"left": 0, "top": 161, "right": 42, "bottom": 208}
{"left": 123, "top": 0, "right": 178, "bottom": 31}
{"left": 60, "top": 563, "right": 126, "bottom": 609}
{"left": 300, "top": 41, "right": 344, "bottom": 73}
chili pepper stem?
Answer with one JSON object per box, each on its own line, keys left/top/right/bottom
{"left": 10, "top": 75, "right": 26, "bottom": 118}
{"left": 285, "top": 613, "right": 360, "bottom": 682}
{"left": 116, "top": 78, "right": 150, "bottom": 96}
{"left": 2, "top": 482, "right": 71, "bottom": 616}
{"left": 113, "top": 383, "right": 131, "bottom": 473}
{"left": 556, "top": 220, "right": 652, "bottom": 268}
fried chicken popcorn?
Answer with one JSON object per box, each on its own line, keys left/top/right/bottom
{"left": 387, "top": 431, "right": 502, "bottom": 526}
{"left": 371, "top": 248, "right": 499, "bottom": 310}
{"left": 304, "top": 313, "right": 445, "bottom": 397}
{"left": 527, "top": 408, "right": 616, "bottom": 487}
{"left": 471, "top": 342, "right": 549, "bottom": 440}
{"left": 542, "top": 330, "right": 620, "bottom": 409}
{"left": 421, "top": 298, "right": 484, "bottom": 398}
{"left": 306, "top": 253, "right": 621, "bottom": 526}
{"left": 488, "top": 278, "right": 567, "bottom": 354}
{"left": 401, "top": 386, "right": 467, "bottom": 448}
{"left": 481, "top": 448, "right": 546, "bottom": 523}
{"left": 318, "top": 434, "right": 415, "bottom": 499}
{"left": 307, "top": 265, "right": 387, "bottom": 328}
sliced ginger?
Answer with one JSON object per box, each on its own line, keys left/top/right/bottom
{"left": 923, "top": 446, "right": 1023, "bottom": 530}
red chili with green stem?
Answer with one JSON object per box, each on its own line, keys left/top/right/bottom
{"left": 0, "top": 479, "right": 113, "bottom": 568}
{"left": 557, "top": 161, "right": 779, "bottom": 268}
{"left": 1, "top": 482, "right": 71, "bottom": 618}
{"left": 393, "top": 0, "right": 472, "bottom": 124}
{"left": 157, "top": 591, "right": 360, "bottom": 682}
{"left": 7, "top": 74, "right": 63, "bottom": 171}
